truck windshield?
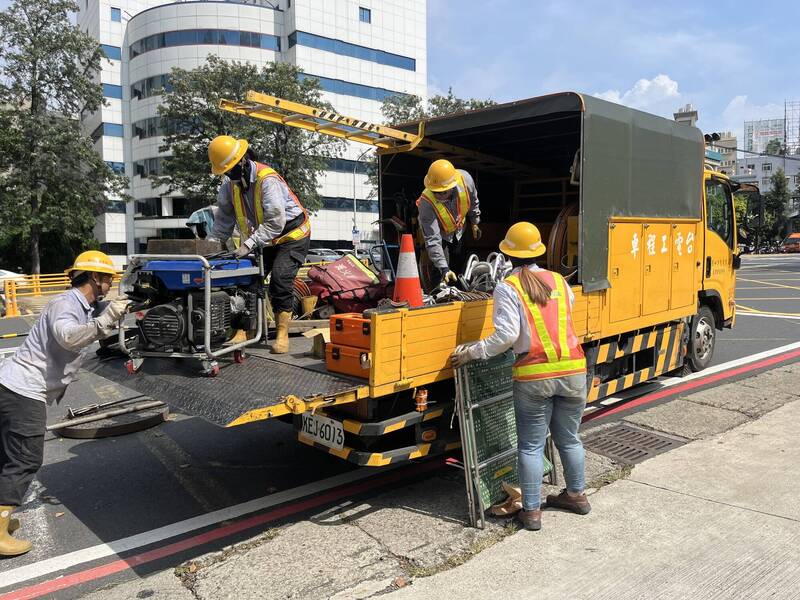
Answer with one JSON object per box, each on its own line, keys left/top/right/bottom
{"left": 705, "top": 179, "right": 734, "bottom": 249}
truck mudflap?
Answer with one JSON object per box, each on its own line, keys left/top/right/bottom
{"left": 586, "top": 321, "right": 685, "bottom": 402}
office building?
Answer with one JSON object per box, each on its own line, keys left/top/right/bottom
{"left": 77, "top": 0, "right": 427, "bottom": 265}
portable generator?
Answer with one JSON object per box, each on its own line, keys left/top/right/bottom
{"left": 117, "top": 253, "right": 264, "bottom": 376}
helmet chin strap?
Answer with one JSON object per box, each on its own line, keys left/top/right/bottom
{"left": 240, "top": 159, "right": 252, "bottom": 191}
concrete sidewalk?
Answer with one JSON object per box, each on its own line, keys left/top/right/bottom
{"left": 393, "top": 397, "right": 800, "bottom": 599}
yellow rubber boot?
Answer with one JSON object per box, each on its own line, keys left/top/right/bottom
{"left": 270, "top": 311, "right": 292, "bottom": 354}
{"left": 0, "top": 506, "right": 31, "bottom": 556}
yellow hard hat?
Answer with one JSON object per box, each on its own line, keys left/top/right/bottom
{"left": 65, "top": 250, "right": 117, "bottom": 277}
{"left": 499, "top": 222, "right": 547, "bottom": 259}
{"left": 424, "top": 159, "right": 458, "bottom": 192}
{"left": 208, "top": 135, "right": 249, "bottom": 176}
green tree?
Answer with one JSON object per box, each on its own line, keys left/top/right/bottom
{"left": 155, "top": 57, "right": 343, "bottom": 212}
{"left": 381, "top": 87, "right": 497, "bottom": 124}
{"left": 0, "top": 0, "right": 127, "bottom": 273}
{"left": 764, "top": 168, "right": 791, "bottom": 239}
{"left": 764, "top": 138, "right": 783, "bottom": 156}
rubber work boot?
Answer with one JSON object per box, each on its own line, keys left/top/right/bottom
{"left": 0, "top": 506, "right": 31, "bottom": 556}
{"left": 270, "top": 311, "right": 292, "bottom": 354}
{"left": 546, "top": 489, "right": 592, "bottom": 515}
{"left": 517, "top": 509, "right": 542, "bottom": 531}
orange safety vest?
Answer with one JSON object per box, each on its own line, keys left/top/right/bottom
{"left": 416, "top": 171, "right": 471, "bottom": 235}
{"left": 505, "top": 270, "right": 586, "bottom": 382}
{"left": 231, "top": 162, "right": 311, "bottom": 245}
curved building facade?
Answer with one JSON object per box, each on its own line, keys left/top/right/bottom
{"left": 78, "top": 0, "right": 427, "bottom": 265}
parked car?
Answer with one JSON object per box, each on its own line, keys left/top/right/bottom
{"left": 305, "top": 248, "right": 341, "bottom": 263}
{"left": 780, "top": 233, "right": 800, "bottom": 253}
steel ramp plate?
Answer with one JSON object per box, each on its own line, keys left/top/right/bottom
{"left": 84, "top": 352, "right": 364, "bottom": 427}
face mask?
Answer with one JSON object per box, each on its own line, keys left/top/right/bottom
{"left": 227, "top": 163, "right": 243, "bottom": 181}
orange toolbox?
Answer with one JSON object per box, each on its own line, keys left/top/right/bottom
{"left": 326, "top": 343, "right": 371, "bottom": 378}
{"left": 329, "top": 313, "right": 371, "bottom": 349}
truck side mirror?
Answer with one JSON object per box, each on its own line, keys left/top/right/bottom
{"left": 732, "top": 254, "right": 741, "bottom": 270}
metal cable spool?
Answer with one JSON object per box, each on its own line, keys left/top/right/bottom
{"left": 547, "top": 202, "right": 579, "bottom": 277}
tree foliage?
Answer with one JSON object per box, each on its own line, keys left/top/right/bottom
{"left": 155, "top": 57, "right": 343, "bottom": 212}
{"left": 0, "top": 0, "right": 127, "bottom": 273}
{"left": 763, "top": 168, "right": 791, "bottom": 239}
{"left": 381, "top": 87, "right": 497, "bottom": 124}
{"left": 764, "top": 138, "right": 783, "bottom": 156}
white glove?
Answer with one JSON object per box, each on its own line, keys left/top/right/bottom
{"left": 450, "top": 343, "right": 479, "bottom": 368}
{"left": 234, "top": 244, "right": 251, "bottom": 258}
{"left": 96, "top": 297, "right": 130, "bottom": 328}
{"left": 443, "top": 270, "right": 457, "bottom": 284}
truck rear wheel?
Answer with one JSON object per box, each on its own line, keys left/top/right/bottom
{"left": 685, "top": 305, "right": 716, "bottom": 372}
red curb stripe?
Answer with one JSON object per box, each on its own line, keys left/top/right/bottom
{"left": 583, "top": 348, "right": 800, "bottom": 423}
{"left": 1, "top": 460, "right": 444, "bottom": 600}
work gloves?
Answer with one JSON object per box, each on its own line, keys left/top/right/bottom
{"left": 471, "top": 224, "right": 482, "bottom": 241}
{"left": 442, "top": 269, "right": 457, "bottom": 284}
{"left": 234, "top": 244, "right": 252, "bottom": 258}
{"left": 96, "top": 297, "right": 131, "bottom": 329}
{"left": 450, "top": 343, "right": 480, "bottom": 368}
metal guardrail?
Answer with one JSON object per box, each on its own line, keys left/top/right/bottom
{"left": 2, "top": 273, "right": 124, "bottom": 317}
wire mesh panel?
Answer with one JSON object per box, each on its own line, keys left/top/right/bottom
{"left": 456, "top": 350, "right": 554, "bottom": 528}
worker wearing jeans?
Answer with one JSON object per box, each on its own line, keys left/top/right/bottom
{"left": 0, "top": 251, "right": 129, "bottom": 556}
{"left": 451, "top": 222, "right": 590, "bottom": 531}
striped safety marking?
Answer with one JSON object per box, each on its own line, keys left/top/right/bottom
{"left": 588, "top": 323, "right": 684, "bottom": 402}
{"left": 297, "top": 436, "right": 461, "bottom": 467}
{"left": 325, "top": 406, "right": 448, "bottom": 437}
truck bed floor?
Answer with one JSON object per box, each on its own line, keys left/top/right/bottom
{"left": 84, "top": 338, "right": 364, "bottom": 427}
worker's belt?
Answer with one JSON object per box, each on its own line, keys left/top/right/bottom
{"left": 274, "top": 213, "right": 308, "bottom": 245}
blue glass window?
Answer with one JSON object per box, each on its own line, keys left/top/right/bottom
{"left": 301, "top": 73, "right": 409, "bottom": 102}
{"left": 106, "top": 161, "right": 125, "bottom": 175}
{"left": 110, "top": 7, "right": 121, "bottom": 22}
{"left": 102, "top": 83, "right": 123, "bottom": 99}
{"left": 133, "top": 158, "right": 164, "bottom": 178}
{"left": 129, "top": 29, "right": 280, "bottom": 58}
{"left": 321, "top": 196, "right": 378, "bottom": 213}
{"left": 100, "top": 44, "right": 121, "bottom": 60}
{"left": 104, "top": 123, "right": 124, "bottom": 137}
{"left": 105, "top": 201, "right": 126, "bottom": 214}
{"left": 325, "top": 157, "right": 369, "bottom": 174}
{"left": 288, "top": 31, "right": 415, "bottom": 71}
{"left": 359, "top": 7, "right": 371, "bottom": 23}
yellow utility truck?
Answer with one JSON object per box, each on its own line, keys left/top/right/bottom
{"left": 88, "top": 92, "right": 740, "bottom": 466}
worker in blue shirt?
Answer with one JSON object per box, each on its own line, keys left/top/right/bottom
{"left": 0, "top": 251, "right": 129, "bottom": 556}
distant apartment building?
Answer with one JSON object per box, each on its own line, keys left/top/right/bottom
{"left": 77, "top": 0, "right": 428, "bottom": 266}
{"left": 744, "top": 118, "right": 785, "bottom": 155}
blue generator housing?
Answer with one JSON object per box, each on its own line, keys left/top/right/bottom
{"left": 140, "top": 258, "right": 257, "bottom": 290}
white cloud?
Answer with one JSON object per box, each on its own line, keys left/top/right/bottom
{"left": 594, "top": 74, "right": 682, "bottom": 118}
{"left": 719, "top": 95, "right": 784, "bottom": 136}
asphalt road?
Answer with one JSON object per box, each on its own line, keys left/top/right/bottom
{"left": 1, "top": 253, "right": 799, "bottom": 597}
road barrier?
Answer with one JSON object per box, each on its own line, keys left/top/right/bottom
{"left": 2, "top": 272, "right": 123, "bottom": 317}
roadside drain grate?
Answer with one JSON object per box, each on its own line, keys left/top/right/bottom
{"left": 582, "top": 423, "right": 687, "bottom": 465}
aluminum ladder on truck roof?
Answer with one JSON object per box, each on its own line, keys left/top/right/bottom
{"left": 219, "top": 91, "right": 540, "bottom": 178}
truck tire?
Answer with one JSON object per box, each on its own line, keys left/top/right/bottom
{"left": 685, "top": 305, "right": 716, "bottom": 372}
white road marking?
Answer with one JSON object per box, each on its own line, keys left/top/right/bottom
{"left": 735, "top": 312, "right": 800, "bottom": 320}
{"left": 0, "top": 466, "right": 395, "bottom": 590}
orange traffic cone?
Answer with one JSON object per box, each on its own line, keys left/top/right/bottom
{"left": 393, "top": 234, "right": 424, "bottom": 308}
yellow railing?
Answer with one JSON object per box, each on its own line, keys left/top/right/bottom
{"left": 2, "top": 273, "right": 123, "bottom": 317}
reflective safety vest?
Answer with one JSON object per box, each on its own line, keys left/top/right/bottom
{"left": 416, "top": 171, "right": 471, "bottom": 235}
{"left": 231, "top": 162, "right": 311, "bottom": 245}
{"left": 505, "top": 270, "right": 586, "bottom": 382}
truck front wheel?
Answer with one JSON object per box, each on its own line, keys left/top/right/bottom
{"left": 686, "top": 305, "right": 716, "bottom": 372}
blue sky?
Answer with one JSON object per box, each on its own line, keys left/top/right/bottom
{"left": 427, "top": 0, "right": 800, "bottom": 140}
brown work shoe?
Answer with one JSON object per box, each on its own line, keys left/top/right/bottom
{"left": 546, "top": 489, "right": 591, "bottom": 515}
{"left": 517, "top": 509, "right": 541, "bottom": 531}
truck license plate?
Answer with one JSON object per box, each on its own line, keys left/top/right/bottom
{"left": 299, "top": 413, "right": 344, "bottom": 451}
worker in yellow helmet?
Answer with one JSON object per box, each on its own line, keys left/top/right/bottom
{"left": 451, "top": 223, "right": 587, "bottom": 533}
{"left": 0, "top": 251, "right": 129, "bottom": 556}
{"left": 206, "top": 135, "right": 311, "bottom": 354}
{"left": 416, "top": 159, "right": 481, "bottom": 287}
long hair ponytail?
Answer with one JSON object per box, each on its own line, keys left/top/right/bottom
{"left": 517, "top": 265, "right": 552, "bottom": 307}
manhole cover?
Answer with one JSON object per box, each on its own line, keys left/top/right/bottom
{"left": 582, "top": 423, "right": 686, "bottom": 464}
